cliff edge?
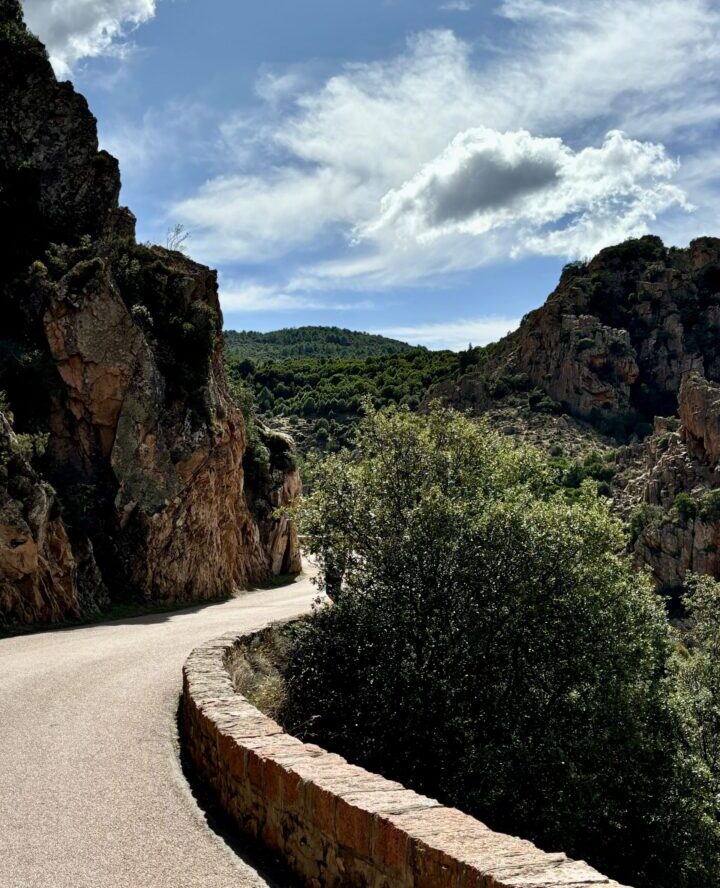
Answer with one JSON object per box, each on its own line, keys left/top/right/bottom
{"left": 0, "top": 0, "right": 300, "bottom": 628}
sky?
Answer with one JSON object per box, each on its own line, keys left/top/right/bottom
{"left": 19, "top": 0, "right": 720, "bottom": 350}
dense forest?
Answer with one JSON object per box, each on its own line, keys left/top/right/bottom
{"left": 225, "top": 328, "right": 462, "bottom": 452}
{"left": 224, "top": 326, "right": 413, "bottom": 361}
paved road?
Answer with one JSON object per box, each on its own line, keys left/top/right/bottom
{"left": 0, "top": 572, "right": 319, "bottom": 888}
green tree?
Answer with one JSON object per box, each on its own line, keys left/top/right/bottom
{"left": 677, "top": 575, "right": 720, "bottom": 784}
{"left": 284, "top": 405, "right": 720, "bottom": 888}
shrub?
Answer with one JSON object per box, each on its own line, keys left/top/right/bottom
{"left": 674, "top": 493, "right": 698, "bottom": 522}
{"left": 528, "top": 388, "right": 561, "bottom": 413}
{"left": 285, "top": 406, "right": 720, "bottom": 888}
{"left": 699, "top": 491, "right": 720, "bottom": 524}
{"left": 629, "top": 503, "right": 664, "bottom": 544}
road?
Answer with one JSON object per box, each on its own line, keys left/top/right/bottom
{"left": 0, "top": 572, "right": 319, "bottom": 888}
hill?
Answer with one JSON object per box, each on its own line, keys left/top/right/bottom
{"left": 225, "top": 346, "right": 458, "bottom": 453}
{"left": 223, "top": 326, "right": 414, "bottom": 362}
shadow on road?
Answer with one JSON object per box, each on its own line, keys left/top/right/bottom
{"left": 175, "top": 699, "right": 302, "bottom": 888}
{"left": 0, "top": 567, "right": 315, "bottom": 639}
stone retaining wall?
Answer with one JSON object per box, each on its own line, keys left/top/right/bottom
{"left": 181, "top": 629, "right": 630, "bottom": 888}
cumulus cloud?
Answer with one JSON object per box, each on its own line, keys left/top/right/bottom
{"left": 360, "top": 129, "right": 688, "bottom": 259}
{"left": 21, "top": 0, "right": 156, "bottom": 76}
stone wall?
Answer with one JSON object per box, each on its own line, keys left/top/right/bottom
{"left": 181, "top": 628, "right": 630, "bottom": 888}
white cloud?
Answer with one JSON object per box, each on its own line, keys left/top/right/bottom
{"left": 440, "top": 1, "right": 473, "bottom": 11}
{"left": 375, "top": 317, "right": 521, "bottom": 351}
{"left": 360, "top": 128, "right": 688, "bottom": 261}
{"left": 21, "top": 0, "right": 156, "bottom": 76}
{"left": 174, "top": 167, "right": 368, "bottom": 264}
{"left": 220, "top": 280, "right": 374, "bottom": 314}
{"left": 169, "top": 1, "right": 719, "bottom": 297}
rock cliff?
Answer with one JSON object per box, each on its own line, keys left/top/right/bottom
{"left": 625, "top": 376, "right": 720, "bottom": 588}
{"left": 0, "top": 0, "right": 300, "bottom": 628}
{"left": 435, "top": 236, "right": 720, "bottom": 431}
{"left": 430, "top": 235, "right": 720, "bottom": 588}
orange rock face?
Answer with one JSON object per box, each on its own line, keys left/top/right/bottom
{"left": 0, "top": 413, "right": 86, "bottom": 626}
{"left": 0, "top": 2, "right": 300, "bottom": 627}
{"left": 680, "top": 372, "right": 720, "bottom": 467}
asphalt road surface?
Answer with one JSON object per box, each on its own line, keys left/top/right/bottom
{"left": 0, "top": 572, "right": 319, "bottom": 888}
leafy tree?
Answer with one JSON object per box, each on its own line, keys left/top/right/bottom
{"left": 284, "top": 405, "right": 720, "bottom": 888}
{"left": 677, "top": 575, "right": 720, "bottom": 785}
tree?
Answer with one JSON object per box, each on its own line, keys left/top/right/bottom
{"left": 284, "top": 405, "right": 720, "bottom": 888}
{"left": 677, "top": 575, "right": 720, "bottom": 785}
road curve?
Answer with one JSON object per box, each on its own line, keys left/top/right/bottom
{"left": 0, "top": 572, "right": 319, "bottom": 888}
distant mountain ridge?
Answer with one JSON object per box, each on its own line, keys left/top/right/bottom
{"left": 224, "top": 326, "right": 415, "bottom": 362}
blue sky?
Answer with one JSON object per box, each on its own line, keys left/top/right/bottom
{"left": 21, "top": 0, "right": 720, "bottom": 349}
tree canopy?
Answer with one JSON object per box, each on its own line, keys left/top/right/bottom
{"left": 283, "top": 405, "right": 720, "bottom": 888}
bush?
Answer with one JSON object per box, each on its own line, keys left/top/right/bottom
{"left": 699, "top": 491, "right": 720, "bottom": 524}
{"left": 527, "top": 388, "right": 561, "bottom": 414}
{"left": 674, "top": 493, "right": 698, "bottom": 522}
{"left": 628, "top": 503, "right": 664, "bottom": 544}
{"left": 284, "top": 406, "right": 720, "bottom": 888}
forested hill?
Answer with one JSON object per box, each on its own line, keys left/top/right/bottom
{"left": 223, "top": 326, "right": 414, "bottom": 362}
{"left": 224, "top": 340, "right": 460, "bottom": 453}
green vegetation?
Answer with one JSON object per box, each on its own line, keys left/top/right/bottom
{"left": 677, "top": 576, "right": 720, "bottom": 787}
{"left": 675, "top": 493, "right": 699, "bottom": 522}
{"left": 225, "top": 342, "right": 459, "bottom": 452}
{"left": 527, "top": 387, "right": 562, "bottom": 414}
{"left": 629, "top": 502, "right": 665, "bottom": 544}
{"left": 699, "top": 491, "right": 720, "bottom": 523}
{"left": 282, "top": 406, "right": 720, "bottom": 888}
{"left": 552, "top": 449, "right": 617, "bottom": 497}
{"left": 224, "top": 326, "right": 413, "bottom": 362}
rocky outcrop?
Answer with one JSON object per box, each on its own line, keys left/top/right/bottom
{"left": 513, "top": 312, "right": 639, "bottom": 417}
{"left": 433, "top": 236, "right": 720, "bottom": 432}
{"left": 0, "top": 0, "right": 300, "bottom": 627}
{"left": 428, "top": 235, "right": 720, "bottom": 586}
{"left": 0, "top": 411, "right": 105, "bottom": 627}
{"left": 623, "top": 376, "right": 720, "bottom": 587}
{"left": 257, "top": 467, "right": 303, "bottom": 577}
{"left": 679, "top": 373, "right": 720, "bottom": 467}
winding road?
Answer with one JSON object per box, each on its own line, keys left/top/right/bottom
{"left": 0, "top": 572, "right": 318, "bottom": 888}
